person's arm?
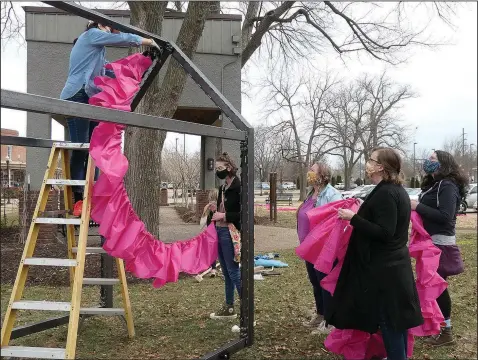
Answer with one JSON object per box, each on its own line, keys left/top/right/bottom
{"left": 416, "top": 181, "right": 458, "bottom": 223}
{"left": 350, "top": 190, "right": 398, "bottom": 242}
{"left": 88, "top": 28, "right": 152, "bottom": 47}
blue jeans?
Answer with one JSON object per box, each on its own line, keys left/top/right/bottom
{"left": 65, "top": 88, "right": 99, "bottom": 199}
{"left": 305, "top": 261, "right": 333, "bottom": 316}
{"left": 379, "top": 304, "right": 408, "bottom": 360}
{"left": 216, "top": 226, "right": 241, "bottom": 305}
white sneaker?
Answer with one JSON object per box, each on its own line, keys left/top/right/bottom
{"left": 302, "top": 314, "right": 324, "bottom": 327}
{"left": 311, "top": 320, "right": 334, "bottom": 335}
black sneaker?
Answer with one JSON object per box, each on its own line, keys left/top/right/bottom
{"left": 209, "top": 304, "right": 237, "bottom": 320}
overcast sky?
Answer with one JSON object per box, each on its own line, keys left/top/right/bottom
{"left": 1, "top": 2, "right": 477, "bottom": 159}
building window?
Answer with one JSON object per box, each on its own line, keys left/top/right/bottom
{"left": 6, "top": 145, "right": 12, "bottom": 159}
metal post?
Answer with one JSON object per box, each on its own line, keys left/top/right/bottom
{"left": 6, "top": 156, "right": 11, "bottom": 204}
{"left": 272, "top": 173, "right": 277, "bottom": 223}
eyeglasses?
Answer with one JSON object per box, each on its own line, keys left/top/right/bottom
{"left": 368, "top": 158, "right": 381, "bottom": 165}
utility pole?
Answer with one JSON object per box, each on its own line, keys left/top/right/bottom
{"left": 462, "top": 128, "right": 466, "bottom": 159}
{"left": 175, "top": 137, "right": 179, "bottom": 153}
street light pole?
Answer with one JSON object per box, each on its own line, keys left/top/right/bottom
{"left": 176, "top": 137, "right": 179, "bottom": 153}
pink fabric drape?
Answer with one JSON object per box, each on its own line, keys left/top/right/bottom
{"left": 87, "top": 54, "right": 218, "bottom": 288}
{"left": 296, "top": 200, "right": 447, "bottom": 359}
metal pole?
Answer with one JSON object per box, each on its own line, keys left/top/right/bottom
{"left": 259, "top": 167, "right": 262, "bottom": 197}
{"left": 176, "top": 138, "right": 179, "bottom": 153}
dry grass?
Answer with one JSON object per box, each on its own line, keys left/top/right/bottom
{"left": 1, "top": 234, "right": 476, "bottom": 359}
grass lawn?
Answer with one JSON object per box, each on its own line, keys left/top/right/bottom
{"left": 1, "top": 234, "right": 476, "bottom": 359}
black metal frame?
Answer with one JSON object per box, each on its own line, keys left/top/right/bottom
{"left": 0, "top": 2, "right": 254, "bottom": 359}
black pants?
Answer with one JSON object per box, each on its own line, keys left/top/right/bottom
{"left": 436, "top": 275, "right": 452, "bottom": 319}
{"left": 305, "top": 261, "right": 332, "bottom": 316}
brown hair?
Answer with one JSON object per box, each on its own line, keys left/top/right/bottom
{"left": 372, "top": 147, "right": 404, "bottom": 185}
{"left": 314, "top": 162, "right": 332, "bottom": 184}
{"left": 216, "top": 152, "right": 238, "bottom": 176}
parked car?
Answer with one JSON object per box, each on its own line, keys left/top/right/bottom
{"left": 405, "top": 188, "right": 421, "bottom": 202}
{"left": 281, "top": 182, "right": 296, "bottom": 190}
{"left": 335, "top": 183, "right": 345, "bottom": 190}
{"left": 463, "top": 183, "right": 477, "bottom": 211}
{"left": 353, "top": 185, "right": 375, "bottom": 200}
{"left": 261, "top": 182, "right": 270, "bottom": 190}
{"left": 342, "top": 186, "right": 365, "bottom": 199}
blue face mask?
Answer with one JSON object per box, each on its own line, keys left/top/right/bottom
{"left": 423, "top": 159, "right": 440, "bottom": 174}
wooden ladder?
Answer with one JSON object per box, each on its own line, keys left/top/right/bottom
{"left": 1, "top": 142, "right": 135, "bottom": 359}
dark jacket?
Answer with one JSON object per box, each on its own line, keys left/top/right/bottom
{"left": 416, "top": 179, "right": 460, "bottom": 236}
{"left": 326, "top": 181, "right": 423, "bottom": 333}
{"left": 207, "top": 177, "right": 241, "bottom": 231}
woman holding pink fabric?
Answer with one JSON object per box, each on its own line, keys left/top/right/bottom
{"left": 411, "top": 150, "right": 466, "bottom": 346}
{"left": 297, "top": 162, "right": 342, "bottom": 334}
{"left": 332, "top": 148, "right": 423, "bottom": 360}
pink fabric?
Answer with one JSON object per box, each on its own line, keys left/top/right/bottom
{"left": 87, "top": 54, "right": 218, "bottom": 288}
{"left": 296, "top": 200, "right": 446, "bottom": 359}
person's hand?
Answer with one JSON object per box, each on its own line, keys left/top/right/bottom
{"left": 209, "top": 202, "right": 217, "bottom": 212}
{"left": 410, "top": 200, "right": 419, "bottom": 211}
{"left": 211, "top": 212, "right": 225, "bottom": 222}
{"left": 338, "top": 208, "right": 355, "bottom": 221}
{"left": 150, "top": 39, "right": 160, "bottom": 49}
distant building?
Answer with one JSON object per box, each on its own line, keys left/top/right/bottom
{"left": 1, "top": 128, "right": 26, "bottom": 186}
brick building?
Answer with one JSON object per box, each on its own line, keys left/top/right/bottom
{"left": 1, "top": 128, "right": 26, "bottom": 186}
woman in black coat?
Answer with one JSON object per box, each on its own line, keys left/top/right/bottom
{"left": 331, "top": 147, "right": 423, "bottom": 360}
{"left": 411, "top": 150, "right": 467, "bottom": 346}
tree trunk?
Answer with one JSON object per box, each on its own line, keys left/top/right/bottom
{"left": 125, "top": 2, "right": 215, "bottom": 237}
{"left": 299, "top": 164, "right": 307, "bottom": 201}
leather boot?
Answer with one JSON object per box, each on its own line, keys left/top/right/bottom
{"left": 425, "top": 326, "right": 455, "bottom": 346}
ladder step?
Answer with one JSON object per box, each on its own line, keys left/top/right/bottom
{"left": 46, "top": 179, "right": 86, "bottom": 186}
{"left": 12, "top": 301, "right": 71, "bottom": 312}
{"left": 1, "top": 346, "right": 66, "bottom": 359}
{"left": 24, "top": 258, "right": 78, "bottom": 267}
{"left": 35, "top": 218, "right": 81, "bottom": 225}
{"left": 53, "top": 141, "right": 89, "bottom": 149}
{"left": 80, "top": 307, "right": 125, "bottom": 316}
{"left": 83, "top": 278, "right": 119, "bottom": 285}
{"left": 72, "top": 247, "right": 106, "bottom": 254}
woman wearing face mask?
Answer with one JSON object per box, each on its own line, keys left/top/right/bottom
{"left": 207, "top": 153, "right": 242, "bottom": 319}
{"left": 297, "top": 162, "right": 342, "bottom": 334}
{"left": 410, "top": 151, "right": 467, "bottom": 346}
{"left": 330, "top": 148, "right": 423, "bottom": 360}
{"left": 61, "top": 21, "right": 158, "bottom": 213}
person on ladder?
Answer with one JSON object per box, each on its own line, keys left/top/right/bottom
{"left": 60, "top": 20, "right": 158, "bottom": 215}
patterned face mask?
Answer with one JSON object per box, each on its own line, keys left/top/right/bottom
{"left": 307, "top": 171, "right": 317, "bottom": 185}
{"left": 423, "top": 159, "right": 440, "bottom": 174}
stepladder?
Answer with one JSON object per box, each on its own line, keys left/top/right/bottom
{"left": 1, "top": 142, "right": 135, "bottom": 359}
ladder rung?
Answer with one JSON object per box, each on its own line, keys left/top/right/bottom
{"left": 53, "top": 141, "right": 89, "bottom": 149}
{"left": 83, "top": 278, "right": 119, "bottom": 285}
{"left": 1, "top": 346, "right": 66, "bottom": 359}
{"left": 12, "top": 301, "right": 71, "bottom": 312}
{"left": 46, "top": 179, "right": 86, "bottom": 186}
{"left": 35, "top": 218, "right": 81, "bottom": 225}
{"left": 24, "top": 258, "right": 78, "bottom": 267}
{"left": 72, "top": 247, "right": 106, "bottom": 254}
{"left": 80, "top": 307, "right": 125, "bottom": 316}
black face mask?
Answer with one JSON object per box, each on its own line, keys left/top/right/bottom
{"left": 216, "top": 169, "right": 228, "bottom": 179}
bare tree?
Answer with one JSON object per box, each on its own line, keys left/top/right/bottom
{"left": 357, "top": 72, "right": 414, "bottom": 161}
{"left": 239, "top": 2, "right": 458, "bottom": 68}
{"left": 254, "top": 125, "right": 281, "bottom": 182}
{"left": 262, "top": 66, "right": 339, "bottom": 200}
{"left": 123, "top": 2, "right": 217, "bottom": 237}
{"left": 1, "top": 1, "right": 24, "bottom": 45}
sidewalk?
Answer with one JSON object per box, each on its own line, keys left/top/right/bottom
{"left": 158, "top": 206, "right": 298, "bottom": 251}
